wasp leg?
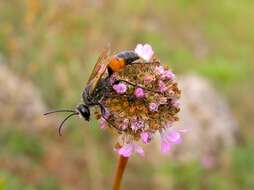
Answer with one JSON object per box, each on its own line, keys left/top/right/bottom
{"left": 116, "top": 79, "right": 162, "bottom": 94}
{"left": 98, "top": 103, "right": 124, "bottom": 133}
{"left": 107, "top": 67, "right": 114, "bottom": 77}
{"left": 127, "top": 60, "right": 160, "bottom": 65}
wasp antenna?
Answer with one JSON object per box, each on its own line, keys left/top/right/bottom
{"left": 58, "top": 112, "right": 78, "bottom": 136}
{"left": 43, "top": 109, "right": 76, "bottom": 116}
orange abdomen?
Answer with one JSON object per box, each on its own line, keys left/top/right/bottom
{"left": 108, "top": 58, "right": 126, "bottom": 72}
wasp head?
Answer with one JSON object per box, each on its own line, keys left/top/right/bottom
{"left": 77, "top": 104, "right": 90, "bottom": 121}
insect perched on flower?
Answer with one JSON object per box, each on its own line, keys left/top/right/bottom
{"left": 43, "top": 44, "right": 154, "bottom": 135}
{"left": 44, "top": 43, "right": 183, "bottom": 157}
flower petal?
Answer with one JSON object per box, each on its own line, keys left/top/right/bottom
{"left": 117, "top": 144, "right": 133, "bottom": 157}
{"left": 167, "top": 131, "right": 182, "bottom": 144}
{"left": 131, "top": 118, "right": 144, "bottom": 131}
{"left": 163, "top": 70, "right": 175, "bottom": 80}
{"left": 134, "top": 43, "right": 154, "bottom": 61}
{"left": 134, "top": 44, "right": 143, "bottom": 55}
{"left": 134, "top": 144, "right": 145, "bottom": 157}
{"left": 161, "top": 140, "right": 171, "bottom": 154}
{"left": 99, "top": 118, "right": 107, "bottom": 129}
{"left": 140, "top": 132, "right": 151, "bottom": 144}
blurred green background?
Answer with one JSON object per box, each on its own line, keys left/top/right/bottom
{"left": 0, "top": 0, "right": 254, "bottom": 189}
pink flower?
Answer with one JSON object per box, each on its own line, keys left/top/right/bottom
{"left": 171, "top": 99, "right": 180, "bottom": 108}
{"left": 134, "top": 44, "right": 154, "bottom": 61}
{"left": 134, "top": 87, "right": 144, "bottom": 98}
{"left": 121, "top": 118, "right": 129, "bottom": 130}
{"left": 155, "top": 65, "right": 164, "bottom": 75}
{"left": 117, "top": 143, "right": 133, "bottom": 157}
{"left": 99, "top": 118, "right": 107, "bottom": 129}
{"left": 149, "top": 102, "right": 158, "bottom": 112}
{"left": 117, "top": 142, "right": 144, "bottom": 157}
{"left": 161, "top": 137, "right": 172, "bottom": 154}
{"left": 162, "top": 70, "right": 175, "bottom": 80}
{"left": 158, "top": 80, "right": 167, "bottom": 93}
{"left": 113, "top": 83, "right": 127, "bottom": 94}
{"left": 167, "top": 131, "right": 182, "bottom": 144}
{"left": 144, "top": 75, "right": 155, "bottom": 84}
{"left": 160, "top": 128, "right": 182, "bottom": 154}
{"left": 140, "top": 132, "right": 151, "bottom": 144}
{"left": 131, "top": 118, "right": 144, "bottom": 131}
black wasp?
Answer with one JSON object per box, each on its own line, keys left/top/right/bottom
{"left": 44, "top": 46, "right": 140, "bottom": 135}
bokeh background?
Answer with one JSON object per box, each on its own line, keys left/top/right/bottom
{"left": 0, "top": 0, "right": 254, "bottom": 189}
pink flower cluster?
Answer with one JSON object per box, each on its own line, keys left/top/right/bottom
{"left": 99, "top": 43, "right": 182, "bottom": 157}
{"left": 155, "top": 65, "right": 175, "bottom": 80}
{"left": 116, "top": 126, "right": 185, "bottom": 157}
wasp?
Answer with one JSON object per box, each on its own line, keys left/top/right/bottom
{"left": 44, "top": 46, "right": 141, "bottom": 135}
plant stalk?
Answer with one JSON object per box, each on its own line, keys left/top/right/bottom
{"left": 112, "top": 155, "right": 129, "bottom": 190}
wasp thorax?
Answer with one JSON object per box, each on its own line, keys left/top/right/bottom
{"left": 94, "top": 44, "right": 182, "bottom": 157}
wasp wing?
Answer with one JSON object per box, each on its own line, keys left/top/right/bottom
{"left": 86, "top": 45, "right": 111, "bottom": 96}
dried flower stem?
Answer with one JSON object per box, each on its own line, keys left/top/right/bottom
{"left": 112, "top": 155, "right": 129, "bottom": 190}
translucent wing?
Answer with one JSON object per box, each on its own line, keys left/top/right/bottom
{"left": 86, "top": 45, "right": 111, "bottom": 96}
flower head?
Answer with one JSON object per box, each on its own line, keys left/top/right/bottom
{"left": 95, "top": 43, "right": 182, "bottom": 157}
{"left": 113, "top": 83, "right": 127, "bottom": 94}
{"left": 131, "top": 117, "right": 144, "bottom": 131}
{"left": 135, "top": 44, "right": 154, "bottom": 61}
{"left": 134, "top": 87, "right": 145, "bottom": 98}
{"left": 149, "top": 102, "right": 159, "bottom": 112}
